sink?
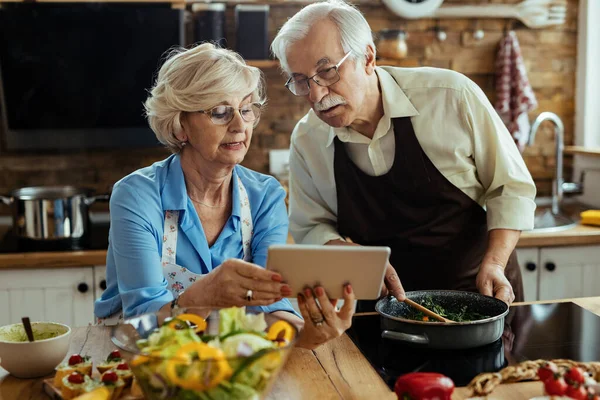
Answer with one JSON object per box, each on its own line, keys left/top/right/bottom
{"left": 532, "top": 208, "right": 578, "bottom": 233}
{"left": 528, "top": 197, "right": 582, "bottom": 233}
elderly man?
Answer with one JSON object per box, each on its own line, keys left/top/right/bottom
{"left": 271, "top": 0, "right": 536, "bottom": 311}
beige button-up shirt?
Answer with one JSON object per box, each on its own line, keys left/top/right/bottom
{"left": 288, "top": 66, "right": 537, "bottom": 245}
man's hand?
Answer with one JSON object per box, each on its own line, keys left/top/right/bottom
{"left": 476, "top": 262, "right": 515, "bottom": 304}
{"left": 476, "top": 229, "right": 521, "bottom": 305}
{"left": 380, "top": 263, "right": 405, "bottom": 301}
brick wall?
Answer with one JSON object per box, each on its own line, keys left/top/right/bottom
{"left": 0, "top": 0, "right": 578, "bottom": 209}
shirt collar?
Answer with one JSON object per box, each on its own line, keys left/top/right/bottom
{"left": 161, "top": 154, "right": 242, "bottom": 219}
{"left": 161, "top": 154, "right": 187, "bottom": 211}
{"left": 325, "top": 66, "right": 420, "bottom": 147}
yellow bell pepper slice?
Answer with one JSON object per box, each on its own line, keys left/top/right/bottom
{"left": 130, "top": 350, "right": 166, "bottom": 367}
{"left": 166, "top": 313, "right": 207, "bottom": 333}
{"left": 130, "top": 354, "right": 150, "bottom": 367}
{"left": 72, "top": 386, "right": 111, "bottom": 400}
{"left": 165, "top": 342, "right": 232, "bottom": 391}
{"left": 266, "top": 320, "right": 295, "bottom": 347}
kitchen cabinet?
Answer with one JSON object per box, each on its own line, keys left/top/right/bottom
{"left": 93, "top": 265, "right": 107, "bottom": 301}
{"left": 6, "top": 243, "right": 599, "bottom": 327}
{"left": 0, "top": 266, "right": 106, "bottom": 328}
{"left": 539, "top": 246, "right": 600, "bottom": 301}
{"left": 516, "top": 248, "right": 539, "bottom": 302}
{"left": 516, "top": 246, "right": 600, "bottom": 302}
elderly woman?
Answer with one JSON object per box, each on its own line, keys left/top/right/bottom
{"left": 94, "top": 43, "right": 355, "bottom": 349}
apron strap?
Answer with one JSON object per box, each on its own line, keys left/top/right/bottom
{"left": 161, "top": 210, "right": 179, "bottom": 266}
{"left": 237, "top": 175, "right": 254, "bottom": 262}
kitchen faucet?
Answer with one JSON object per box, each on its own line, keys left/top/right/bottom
{"left": 528, "top": 112, "right": 564, "bottom": 215}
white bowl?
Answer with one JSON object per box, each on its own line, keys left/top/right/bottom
{"left": 0, "top": 321, "right": 71, "bottom": 378}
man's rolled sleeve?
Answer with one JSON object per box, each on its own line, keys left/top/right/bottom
{"left": 461, "top": 81, "right": 537, "bottom": 231}
{"left": 486, "top": 195, "right": 537, "bottom": 231}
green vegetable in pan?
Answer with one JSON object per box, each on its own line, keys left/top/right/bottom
{"left": 406, "top": 297, "right": 488, "bottom": 322}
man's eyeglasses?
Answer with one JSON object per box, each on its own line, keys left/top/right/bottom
{"left": 285, "top": 51, "right": 352, "bottom": 96}
{"left": 197, "top": 102, "right": 263, "bottom": 126}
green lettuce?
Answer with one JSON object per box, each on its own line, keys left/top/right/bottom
{"left": 218, "top": 307, "right": 267, "bottom": 337}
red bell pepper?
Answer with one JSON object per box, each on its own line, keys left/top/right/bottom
{"left": 394, "top": 372, "right": 455, "bottom": 400}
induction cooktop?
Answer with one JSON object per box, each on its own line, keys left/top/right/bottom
{"left": 347, "top": 302, "right": 600, "bottom": 389}
{"left": 0, "top": 217, "right": 109, "bottom": 253}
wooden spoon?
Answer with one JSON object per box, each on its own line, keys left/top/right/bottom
{"left": 21, "top": 317, "right": 35, "bottom": 342}
{"left": 403, "top": 298, "right": 454, "bottom": 323}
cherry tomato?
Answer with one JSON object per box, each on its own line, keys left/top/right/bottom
{"left": 565, "top": 384, "right": 588, "bottom": 400}
{"left": 67, "top": 372, "right": 84, "bottom": 384}
{"left": 587, "top": 386, "right": 599, "bottom": 400}
{"left": 116, "top": 363, "right": 129, "bottom": 371}
{"left": 538, "top": 361, "right": 559, "bottom": 382}
{"left": 102, "top": 371, "right": 119, "bottom": 383}
{"left": 544, "top": 376, "right": 568, "bottom": 396}
{"left": 565, "top": 367, "right": 587, "bottom": 385}
{"left": 68, "top": 354, "right": 84, "bottom": 366}
{"left": 107, "top": 350, "right": 122, "bottom": 362}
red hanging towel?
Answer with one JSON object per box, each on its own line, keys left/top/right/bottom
{"left": 495, "top": 31, "right": 538, "bottom": 153}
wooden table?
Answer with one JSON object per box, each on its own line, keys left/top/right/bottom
{"left": 0, "top": 325, "right": 396, "bottom": 400}
{"left": 2, "top": 297, "right": 600, "bottom": 400}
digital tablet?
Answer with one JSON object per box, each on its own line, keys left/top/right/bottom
{"left": 266, "top": 244, "right": 391, "bottom": 300}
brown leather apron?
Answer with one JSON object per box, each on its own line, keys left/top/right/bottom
{"left": 333, "top": 116, "right": 523, "bottom": 312}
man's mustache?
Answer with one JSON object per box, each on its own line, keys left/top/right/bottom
{"left": 315, "top": 95, "right": 347, "bottom": 111}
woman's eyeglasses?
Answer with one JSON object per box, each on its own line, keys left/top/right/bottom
{"left": 197, "top": 102, "right": 263, "bottom": 126}
{"left": 285, "top": 51, "right": 352, "bottom": 96}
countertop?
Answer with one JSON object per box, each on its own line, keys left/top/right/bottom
{"left": 517, "top": 222, "right": 600, "bottom": 248}
{"left": 2, "top": 296, "right": 600, "bottom": 399}
{"left": 517, "top": 198, "right": 600, "bottom": 248}
{"left": 0, "top": 250, "right": 108, "bottom": 270}
{"left": 1, "top": 204, "right": 599, "bottom": 270}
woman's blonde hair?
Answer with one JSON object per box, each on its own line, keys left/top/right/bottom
{"left": 144, "top": 43, "right": 266, "bottom": 153}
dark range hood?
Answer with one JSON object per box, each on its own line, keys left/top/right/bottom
{"left": 0, "top": 3, "right": 185, "bottom": 151}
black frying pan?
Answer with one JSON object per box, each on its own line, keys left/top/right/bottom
{"left": 375, "top": 290, "right": 509, "bottom": 349}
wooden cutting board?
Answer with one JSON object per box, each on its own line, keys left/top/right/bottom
{"left": 42, "top": 378, "right": 142, "bottom": 400}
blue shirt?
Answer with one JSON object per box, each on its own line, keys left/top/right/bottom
{"left": 95, "top": 154, "right": 298, "bottom": 318}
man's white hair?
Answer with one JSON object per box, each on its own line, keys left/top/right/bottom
{"left": 271, "top": 0, "right": 375, "bottom": 74}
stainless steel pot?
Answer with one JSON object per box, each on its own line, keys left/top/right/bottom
{"left": 0, "top": 186, "right": 109, "bottom": 241}
{"left": 375, "top": 290, "right": 509, "bottom": 350}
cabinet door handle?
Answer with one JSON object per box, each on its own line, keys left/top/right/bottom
{"left": 545, "top": 262, "right": 556, "bottom": 272}
{"left": 525, "top": 262, "right": 537, "bottom": 271}
{"left": 77, "top": 283, "right": 89, "bottom": 293}
{"left": 100, "top": 280, "right": 107, "bottom": 290}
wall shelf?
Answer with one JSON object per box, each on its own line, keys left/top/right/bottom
{"left": 247, "top": 58, "right": 421, "bottom": 70}
{"left": 247, "top": 60, "right": 279, "bottom": 69}
{"left": 0, "top": 0, "right": 382, "bottom": 4}
{"left": 185, "top": 0, "right": 381, "bottom": 4}
{"left": 564, "top": 146, "right": 600, "bottom": 157}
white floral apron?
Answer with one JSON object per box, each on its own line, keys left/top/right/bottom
{"left": 97, "top": 176, "right": 253, "bottom": 326}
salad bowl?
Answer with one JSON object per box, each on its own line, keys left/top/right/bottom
{"left": 111, "top": 307, "right": 298, "bottom": 400}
